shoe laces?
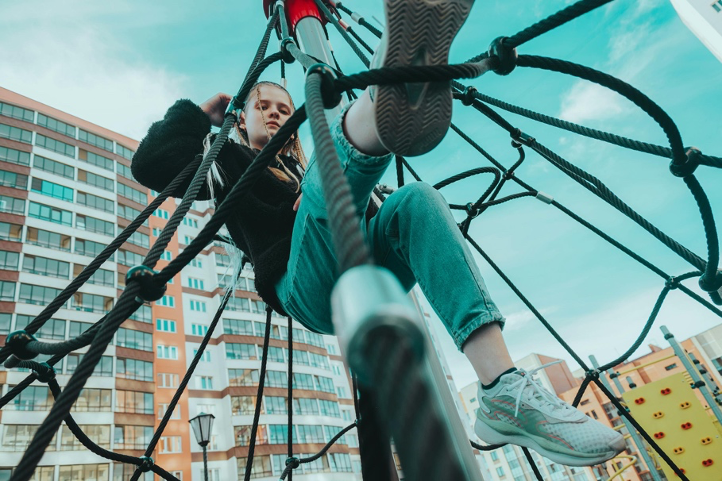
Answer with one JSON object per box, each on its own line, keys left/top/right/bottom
{"left": 508, "top": 361, "right": 569, "bottom": 418}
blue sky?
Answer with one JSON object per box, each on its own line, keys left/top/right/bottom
{"left": 1, "top": 0, "right": 720, "bottom": 388}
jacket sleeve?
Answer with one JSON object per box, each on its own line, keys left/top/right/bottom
{"left": 131, "top": 99, "right": 254, "bottom": 200}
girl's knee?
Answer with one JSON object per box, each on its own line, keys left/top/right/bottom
{"left": 395, "top": 182, "right": 447, "bottom": 208}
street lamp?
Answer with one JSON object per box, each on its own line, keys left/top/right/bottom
{"left": 189, "top": 412, "right": 215, "bottom": 481}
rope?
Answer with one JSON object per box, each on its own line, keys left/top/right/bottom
{"left": 521, "top": 447, "right": 544, "bottom": 481}
{"left": 287, "top": 315, "right": 294, "bottom": 482}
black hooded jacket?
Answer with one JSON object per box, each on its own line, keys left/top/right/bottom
{"left": 131, "top": 99, "right": 300, "bottom": 313}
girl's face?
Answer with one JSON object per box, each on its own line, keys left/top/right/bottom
{"left": 240, "top": 84, "right": 294, "bottom": 150}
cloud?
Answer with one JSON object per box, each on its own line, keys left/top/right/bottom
{"left": 0, "top": 4, "right": 186, "bottom": 141}
{"left": 559, "top": 82, "right": 628, "bottom": 124}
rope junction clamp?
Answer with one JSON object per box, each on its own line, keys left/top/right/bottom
{"left": 535, "top": 192, "right": 554, "bottom": 205}
{"left": 5, "top": 330, "right": 38, "bottom": 361}
{"left": 138, "top": 456, "right": 154, "bottom": 472}
{"left": 34, "top": 362, "right": 56, "bottom": 383}
{"left": 665, "top": 276, "right": 680, "bottom": 290}
{"left": 280, "top": 38, "right": 297, "bottom": 64}
{"left": 511, "top": 128, "right": 535, "bottom": 147}
{"left": 698, "top": 269, "right": 722, "bottom": 295}
{"left": 669, "top": 147, "right": 701, "bottom": 178}
{"left": 306, "top": 63, "right": 342, "bottom": 109}
{"left": 461, "top": 86, "right": 478, "bottom": 106}
{"left": 488, "top": 36, "right": 518, "bottom": 76}
{"left": 285, "top": 456, "right": 300, "bottom": 469}
{"left": 125, "top": 265, "right": 166, "bottom": 304}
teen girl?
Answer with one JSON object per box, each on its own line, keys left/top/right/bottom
{"left": 132, "top": 0, "right": 624, "bottom": 467}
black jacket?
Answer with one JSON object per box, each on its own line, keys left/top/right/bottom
{"left": 131, "top": 99, "right": 299, "bottom": 314}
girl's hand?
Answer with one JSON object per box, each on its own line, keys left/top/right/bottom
{"left": 293, "top": 194, "right": 303, "bottom": 212}
{"left": 199, "top": 93, "right": 232, "bottom": 127}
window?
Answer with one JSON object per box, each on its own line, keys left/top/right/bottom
{"left": 157, "top": 295, "right": 175, "bottom": 307}
{"left": 77, "top": 191, "right": 114, "bottom": 213}
{"left": 116, "top": 144, "right": 135, "bottom": 160}
{"left": 190, "top": 300, "right": 207, "bottom": 312}
{"left": 231, "top": 396, "right": 259, "bottom": 415}
{"left": 60, "top": 424, "right": 110, "bottom": 451}
{"left": 0, "top": 313, "right": 10, "bottom": 335}
{"left": 0, "top": 221, "right": 21, "bottom": 242}
{"left": 117, "top": 328, "right": 153, "bottom": 351}
{"left": 68, "top": 321, "right": 92, "bottom": 339}
{"left": 294, "top": 398, "right": 319, "bottom": 415}
{"left": 157, "top": 403, "right": 182, "bottom": 420}
{"left": 154, "top": 209, "right": 169, "bottom": 219}
{"left": 66, "top": 354, "right": 113, "bottom": 377}
{"left": 2, "top": 425, "right": 57, "bottom": 452}
{"left": 315, "top": 375, "right": 335, "bottom": 393}
{"left": 129, "top": 304, "right": 152, "bottom": 323}
{"left": 187, "top": 277, "right": 204, "bottom": 290}
{"left": 157, "top": 345, "right": 178, "bottom": 360}
{"left": 76, "top": 214, "right": 114, "bottom": 236}
{"left": 226, "top": 343, "right": 256, "bottom": 360}
{"left": 190, "top": 258, "right": 203, "bottom": 268}
{"left": 0, "top": 195, "right": 25, "bottom": 215}
{"left": 192, "top": 348, "right": 211, "bottom": 362}
{"left": 78, "top": 149, "right": 114, "bottom": 172}
{"left": 79, "top": 129, "right": 113, "bottom": 152}
{"left": 191, "top": 323, "right": 208, "bottom": 336}
{"left": 159, "top": 436, "right": 182, "bottom": 454}
{"left": 113, "top": 463, "right": 152, "bottom": 481}
{"left": 309, "top": 352, "right": 330, "bottom": 370}
{"left": 33, "top": 154, "right": 74, "bottom": 179}
{"left": 58, "top": 464, "right": 109, "bottom": 481}
{"left": 0, "top": 101, "right": 34, "bottom": 122}
{"left": 229, "top": 368, "right": 260, "bottom": 387}
{"left": 72, "top": 388, "right": 112, "bottom": 412}
{"left": 226, "top": 297, "right": 250, "bottom": 312}
{"left": 25, "top": 227, "right": 70, "bottom": 252}
{"left": 15, "top": 315, "right": 65, "bottom": 340}
{"left": 116, "top": 161, "right": 135, "bottom": 180}
{"left": 113, "top": 425, "right": 153, "bottom": 450}
{"left": 156, "top": 318, "right": 176, "bottom": 332}
{"left": 268, "top": 424, "right": 295, "bottom": 445}
{"left": 0, "top": 250, "right": 19, "bottom": 270}
{"left": 30, "top": 466, "right": 55, "bottom": 481}
{"left": 158, "top": 373, "right": 180, "bottom": 388}
{"left": 497, "top": 467, "right": 505, "bottom": 477}
{"left": 116, "top": 390, "right": 154, "bottom": 414}
{"left": 182, "top": 217, "right": 199, "bottom": 228}
{"left": 0, "top": 145, "right": 31, "bottom": 166}
{"left": 0, "top": 123, "right": 32, "bottom": 143}
{"left": 118, "top": 203, "right": 142, "bottom": 221}
{"left": 665, "top": 363, "right": 678, "bottom": 371}
{"left": 160, "top": 250, "right": 172, "bottom": 261}
{"left": 328, "top": 453, "right": 352, "bottom": 472}
{"left": 197, "top": 375, "right": 213, "bottom": 390}
{"left": 116, "top": 358, "right": 153, "bottom": 381}
{"left": 264, "top": 396, "right": 287, "bottom": 415}
{"left": 267, "top": 346, "right": 284, "bottom": 363}
{"left": 490, "top": 451, "right": 499, "bottom": 461}
{"left": 0, "top": 169, "right": 28, "bottom": 189}
{"left": 117, "top": 182, "right": 148, "bottom": 204}
{"left": 118, "top": 249, "right": 143, "bottom": 267}
{"left": 28, "top": 201, "right": 72, "bottom": 226}
{"left": 37, "top": 113, "right": 75, "bottom": 137}
{"left": 319, "top": 399, "right": 340, "bottom": 418}
{"left": 22, "top": 254, "right": 69, "bottom": 278}
{"left": 78, "top": 169, "right": 114, "bottom": 192}
{"left": 74, "top": 265, "right": 114, "bottom": 287}
{"left": 714, "top": 0, "right": 722, "bottom": 12}
{"left": 72, "top": 292, "right": 113, "bottom": 313}
{"left": 35, "top": 133, "right": 74, "bottom": 157}
{"left": 6, "top": 385, "right": 51, "bottom": 411}
{"left": 31, "top": 177, "right": 73, "bottom": 202}
{"left": 171, "top": 471, "right": 183, "bottom": 480}
{"left": 19, "top": 283, "right": 59, "bottom": 305}
{"left": 237, "top": 456, "right": 272, "bottom": 479}
{"left": 223, "top": 318, "right": 254, "bottom": 335}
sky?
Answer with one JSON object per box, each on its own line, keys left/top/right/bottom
{"left": 0, "top": 0, "right": 721, "bottom": 389}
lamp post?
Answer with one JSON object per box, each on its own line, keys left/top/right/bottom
{"left": 189, "top": 413, "right": 215, "bottom": 481}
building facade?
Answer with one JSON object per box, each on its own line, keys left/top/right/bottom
{"left": 0, "top": 87, "right": 361, "bottom": 481}
{"left": 670, "top": 0, "right": 722, "bottom": 62}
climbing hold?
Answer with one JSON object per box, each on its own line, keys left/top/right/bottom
{"left": 126, "top": 265, "right": 166, "bottom": 304}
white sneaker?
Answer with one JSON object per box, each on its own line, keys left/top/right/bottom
{"left": 370, "top": 0, "right": 475, "bottom": 157}
{"left": 474, "top": 365, "right": 626, "bottom": 466}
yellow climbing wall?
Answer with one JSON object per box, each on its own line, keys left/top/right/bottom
{"left": 622, "top": 372, "right": 722, "bottom": 481}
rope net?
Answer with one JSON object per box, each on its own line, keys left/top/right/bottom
{"left": 1, "top": 0, "right": 720, "bottom": 480}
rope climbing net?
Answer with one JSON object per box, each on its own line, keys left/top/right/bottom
{"left": 1, "top": 0, "right": 721, "bottom": 480}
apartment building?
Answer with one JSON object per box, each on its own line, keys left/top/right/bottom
{"left": 670, "top": 0, "right": 722, "bottom": 62}
{"left": 0, "top": 87, "right": 360, "bottom": 480}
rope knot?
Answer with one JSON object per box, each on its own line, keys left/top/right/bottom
{"left": 138, "top": 456, "right": 154, "bottom": 472}
{"left": 5, "top": 330, "right": 38, "bottom": 361}
{"left": 126, "top": 265, "right": 167, "bottom": 304}
{"left": 34, "top": 362, "right": 56, "bottom": 383}
{"left": 307, "top": 63, "right": 342, "bottom": 109}
{"left": 585, "top": 369, "right": 600, "bottom": 381}
{"left": 465, "top": 202, "right": 481, "bottom": 219}
{"left": 461, "top": 86, "right": 478, "bottom": 106}
{"left": 285, "top": 456, "right": 300, "bottom": 469}
{"left": 665, "top": 276, "right": 680, "bottom": 290}
{"left": 487, "top": 36, "right": 518, "bottom": 76}
{"left": 669, "top": 147, "right": 701, "bottom": 178}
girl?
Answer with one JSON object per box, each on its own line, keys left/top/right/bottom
{"left": 132, "top": 0, "right": 624, "bottom": 467}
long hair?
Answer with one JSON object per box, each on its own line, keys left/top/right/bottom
{"left": 203, "top": 81, "right": 306, "bottom": 293}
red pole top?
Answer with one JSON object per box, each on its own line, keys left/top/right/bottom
{"left": 263, "top": 0, "right": 328, "bottom": 35}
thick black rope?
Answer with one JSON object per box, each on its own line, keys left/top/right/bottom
{"left": 313, "top": 0, "right": 370, "bottom": 68}
{"left": 521, "top": 447, "right": 544, "bottom": 481}
{"left": 242, "top": 5, "right": 279, "bottom": 87}
{"left": 243, "top": 307, "right": 273, "bottom": 481}
{"left": 287, "top": 315, "right": 294, "bottom": 482}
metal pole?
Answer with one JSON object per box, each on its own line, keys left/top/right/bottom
{"left": 661, "top": 325, "right": 722, "bottom": 424}
{"left": 688, "top": 352, "right": 722, "bottom": 405}
{"left": 202, "top": 445, "right": 209, "bottom": 481}
{"left": 589, "top": 355, "right": 664, "bottom": 481}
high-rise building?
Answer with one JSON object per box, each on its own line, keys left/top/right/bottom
{"left": 0, "top": 87, "right": 360, "bottom": 481}
{"left": 670, "top": 0, "right": 722, "bottom": 62}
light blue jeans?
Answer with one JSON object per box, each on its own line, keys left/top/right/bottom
{"left": 275, "top": 103, "right": 505, "bottom": 351}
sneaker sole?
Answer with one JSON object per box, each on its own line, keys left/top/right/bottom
{"left": 474, "top": 418, "right": 625, "bottom": 467}
{"left": 375, "top": 0, "right": 474, "bottom": 157}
